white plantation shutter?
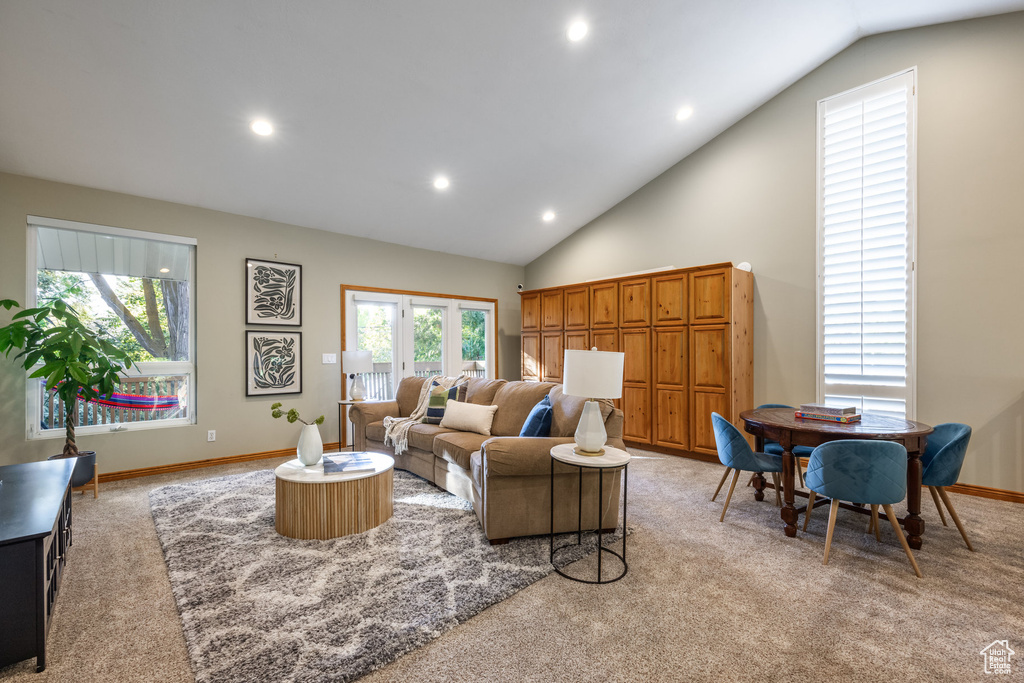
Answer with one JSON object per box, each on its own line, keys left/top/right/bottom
{"left": 816, "top": 70, "right": 917, "bottom": 418}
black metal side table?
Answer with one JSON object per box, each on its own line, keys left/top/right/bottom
{"left": 549, "top": 443, "right": 629, "bottom": 584}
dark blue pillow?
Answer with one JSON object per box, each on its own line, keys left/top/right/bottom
{"left": 519, "top": 395, "right": 553, "bottom": 437}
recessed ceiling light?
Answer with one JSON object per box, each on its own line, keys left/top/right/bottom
{"left": 675, "top": 106, "right": 694, "bottom": 121}
{"left": 159, "top": 267, "right": 170, "bottom": 273}
{"left": 567, "top": 20, "right": 588, "bottom": 42}
{"left": 250, "top": 119, "right": 274, "bottom": 136}
{"left": 433, "top": 176, "right": 450, "bottom": 190}
{"left": 542, "top": 211, "right": 556, "bottom": 222}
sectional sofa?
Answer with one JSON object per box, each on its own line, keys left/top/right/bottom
{"left": 349, "top": 376, "right": 626, "bottom": 543}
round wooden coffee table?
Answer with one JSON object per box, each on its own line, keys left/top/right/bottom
{"left": 274, "top": 452, "right": 394, "bottom": 540}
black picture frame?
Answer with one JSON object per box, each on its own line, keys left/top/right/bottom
{"left": 245, "top": 257, "right": 302, "bottom": 326}
{"left": 246, "top": 331, "right": 302, "bottom": 396}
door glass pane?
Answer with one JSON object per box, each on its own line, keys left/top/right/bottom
{"left": 356, "top": 302, "right": 396, "bottom": 400}
{"left": 413, "top": 306, "right": 444, "bottom": 377}
{"left": 461, "top": 309, "right": 487, "bottom": 378}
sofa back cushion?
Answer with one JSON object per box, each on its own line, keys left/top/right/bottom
{"left": 465, "top": 377, "right": 506, "bottom": 405}
{"left": 490, "top": 381, "right": 556, "bottom": 436}
{"left": 396, "top": 376, "right": 427, "bottom": 417}
{"left": 548, "top": 385, "right": 614, "bottom": 438}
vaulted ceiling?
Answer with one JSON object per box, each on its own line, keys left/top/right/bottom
{"left": 2, "top": 1, "right": 1022, "bottom": 265}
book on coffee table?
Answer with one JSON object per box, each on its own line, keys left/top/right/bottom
{"left": 323, "top": 453, "right": 377, "bottom": 475}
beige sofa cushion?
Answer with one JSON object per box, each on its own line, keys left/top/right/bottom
{"left": 490, "top": 382, "right": 556, "bottom": 436}
{"left": 396, "top": 376, "right": 427, "bottom": 417}
{"left": 465, "top": 378, "right": 506, "bottom": 405}
{"left": 475, "top": 436, "right": 575, "bottom": 477}
{"left": 547, "top": 386, "right": 614, "bottom": 438}
{"left": 407, "top": 423, "right": 457, "bottom": 452}
{"left": 433, "top": 432, "right": 490, "bottom": 471}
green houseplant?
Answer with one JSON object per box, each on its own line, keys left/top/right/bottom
{"left": 0, "top": 298, "right": 133, "bottom": 478}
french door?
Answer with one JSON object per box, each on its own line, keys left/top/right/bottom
{"left": 343, "top": 288, "right": 496, "bottom": 401}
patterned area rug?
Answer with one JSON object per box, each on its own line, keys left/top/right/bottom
{"left": 149, "top": 469, "right": 605, "bottom": 683}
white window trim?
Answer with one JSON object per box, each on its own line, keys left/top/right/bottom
{"left": 815, "top": 68, "right": 918, "bottom": 418}
{"left": 25, "top": 217, "right": 197, "bottom": 439}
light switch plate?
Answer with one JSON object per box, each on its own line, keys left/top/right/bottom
{"left": 322, "top": 353, "right": 337, "bottom": 364}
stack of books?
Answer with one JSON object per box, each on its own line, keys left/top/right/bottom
{"left": 323, "top": 452, "right": 377, "bottom": 475}
{"left": 795, "top": 403, "right": 862, "bottom": 423}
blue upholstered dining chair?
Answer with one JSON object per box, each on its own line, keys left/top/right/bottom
{"left": 757, "top": 404, "right": 812, "bottom": 488}
{"left": 921, "top": 423, "right": 974, "bottom": 551}
{"left": 710, "top": 413, "right": 783, "bottom": 522}
{"left": 803, "top": 440, "right": 922, "bottom": 578}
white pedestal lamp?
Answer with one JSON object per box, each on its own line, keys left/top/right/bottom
{"left": 562, "top": 348, "right": 625, "bottom": 456}
{"left": 342, "top": 350, "right": 373, "bottom": 401}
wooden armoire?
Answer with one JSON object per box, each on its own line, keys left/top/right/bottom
{"left": 520, "top": 262, "right": 753, "bottom": 458}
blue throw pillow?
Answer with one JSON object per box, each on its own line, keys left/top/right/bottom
{"left": 519, "top": 395, "right": 553, "bottom": 437}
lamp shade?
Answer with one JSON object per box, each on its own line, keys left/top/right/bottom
{"left": 342, "top": 350, "right": 373, "bottom": 374}
{"left": 562, "top": 349, "right": 624, "bottom": 399}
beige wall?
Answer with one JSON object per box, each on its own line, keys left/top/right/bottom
{"left": 525, "top": 13, "right": 1024, "bottom": 492}
{"left": 0, "top": 172, "right": 524, "bottom": 472}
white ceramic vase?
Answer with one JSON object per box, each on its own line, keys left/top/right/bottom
{"left": 296, "top": 424, "right": 323, "bottom": 466}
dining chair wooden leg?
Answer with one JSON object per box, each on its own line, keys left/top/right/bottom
{"left": 747, "top": 473, "right": 756, "bottom": 487}
{"left": 796, "top": 458, "right": 804, "bottom": 488}
{"left": 770, "top": 472, "right": 782, "bottom": 507}
{"left": 822, "top": 499, "right": 840, "bottom": 565}
{"left": 720, "top": 469, "right": 742, "bottom": 522}
{"left": 928, "top": 486, "right": 948, "bottom": 527}
{"left": 936, "top": 487, "right": 975, "bottom": 552}
{"left": 803, "top": 490, "right": 817, "bottom": 531}
{"left": 712, "top": 467, "right": 732, "bottom": 502}
{"left": 870, "top": 505, "right": 881, "bottom": 542}
{"left": 882, "top": 503, "right": 923, "bottom": 577}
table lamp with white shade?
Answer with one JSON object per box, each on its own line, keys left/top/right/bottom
{"left": 562, "top": 348, "right": 625, "bottom": 456}
{"left": 342, "top": 350, "right": 373, "bottom": 401}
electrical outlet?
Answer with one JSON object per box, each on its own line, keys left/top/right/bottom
{"left": 208, "top": 430, "right": 216, "bottom": 442}
{"left": 322, "top": 353, "right": 337, "bottom": 364}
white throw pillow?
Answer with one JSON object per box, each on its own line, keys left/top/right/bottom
{"left": 439, "top": 400, "right": 499, "bottom": 436}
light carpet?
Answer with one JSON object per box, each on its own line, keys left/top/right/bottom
{"left": 148, "top": 469, "right": 614, "bottom": 683}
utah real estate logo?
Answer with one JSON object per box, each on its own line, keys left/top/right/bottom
{"left": 980, "top": 640, "right": 1014, "bottom": 675}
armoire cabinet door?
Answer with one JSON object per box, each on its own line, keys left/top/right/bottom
{"left": 620, "top": 328, "right": 650, "bottom": 384}
{"left": 564, "top": 329, "right": 590, "bottom": 351}
{"left": 654, "top": 327, "right": 687, "bottom": 387}
{"left": 690, "top": 268, "right": 731, "bottom": 324}
{"left": 590, "top": 282, "right": 618, "bottom": 328}
{"left": 655, "top": 389, "right": 688, "bottom": 450}
{"left": 653, "top": 274, "right": 687, "bottom": 326}
{"left": 619, "top": 277, "right": 651, "bottom": 327}
{"left": 691, "top": 325, "right": 730, "bottom": 390}
{"left": 622, "top": 385, "right": 652, "bottom": 443}
{"left": 522, "top": 332, "right": 540, "bottom": 381}
{"left": 564, "top": 286, "right": 590, "bottom": 330}
{"left": 521, "top": 292, "right": 541, "bottom": 331}
{"left": 591, "top": 329, "right": 618, "bottom": 352}
{"left": 541, "top": 331, "right": 564, "bottom": 381}
{"left": 691, "top": 391, "right": 728, "bottom": 454}
{"left": 541, "top": 290, "right": 564, "bottom": 330}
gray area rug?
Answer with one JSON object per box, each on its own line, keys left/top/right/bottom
{"left": 148, "top": 469, "right": 610, "bottom": 683}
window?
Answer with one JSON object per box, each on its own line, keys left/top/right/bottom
{"left": 344, "top": 287, "right": 496, "bottom": 401}
{"left": 27, "top": 216, "right": 197, "bottom": 437}
{"left": 816, "top": 69, "right": 917, "bottom": 418}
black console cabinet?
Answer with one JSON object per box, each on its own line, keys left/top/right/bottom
{"left": 0, "top": 459, "right": 75, "bottom": 673}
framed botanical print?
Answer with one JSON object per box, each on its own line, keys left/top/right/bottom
{"left": 246, "top": 331, "right": 302, "bottom": 396}
{"left": 245, "top": 258, "right": 302, "bottom": 325}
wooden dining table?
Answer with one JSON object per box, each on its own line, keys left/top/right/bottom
{"left": 738, "top": 408, "right": 934, "bottom": 549}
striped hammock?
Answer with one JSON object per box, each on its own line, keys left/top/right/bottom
{"left": 53, "top": 382, "right": 181, "bottom": 412}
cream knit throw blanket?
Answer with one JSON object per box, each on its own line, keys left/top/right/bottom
{"left": 383, "top": 375, "right": 464, "bottom": 456}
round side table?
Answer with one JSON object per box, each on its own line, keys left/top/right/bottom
{"left": 549, "top": 443, "right": 630, "bottom": 584}
{"left": 275, "top": 452, "right": 394, "bottom": 540}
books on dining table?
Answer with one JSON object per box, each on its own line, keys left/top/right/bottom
{"left": 323, "top": 453, "right": 377, "bottom": 475}
{"left": 794, "top": 410, "right": 861, "bottom": 424}
{"left": 798, "top": 403, "right": 857, "bottom": 416}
